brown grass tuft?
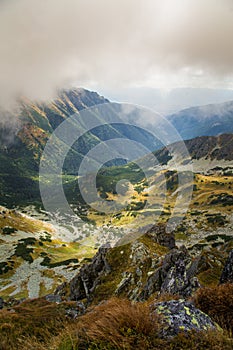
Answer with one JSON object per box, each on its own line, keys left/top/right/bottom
{"left": 75, "top": 297, "right": 162, "bottom": 349}
{"left": 193, "top": 283, "right": 233, "bottom": 333}
{"left": 55, "top": 297, "right": 233, "bottom": 350}
{"left": 0, "top": 298, "right": 76, "bottom": 350}
{"left": 0, "top": 296, "right": 232, "bottom": 350}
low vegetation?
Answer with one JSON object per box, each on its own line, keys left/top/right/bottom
{"left": 0, "top": 290, "right": 233, "bottom": 350}
{"left": 194, "top": 283, "right": 233, "bottom": 333}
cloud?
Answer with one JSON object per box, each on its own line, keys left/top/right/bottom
{"left": 0, "top": 0, "right": 233, "bottom": 107}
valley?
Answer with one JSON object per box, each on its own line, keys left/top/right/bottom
{"left": 0, "top": 89, "right": 233, "bottom": 350}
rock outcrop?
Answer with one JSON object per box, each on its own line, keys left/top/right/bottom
{"left": 145, "top": 223, "right": 176, "bottom": 249}
{"left": 56, "top": 244, "right": 111, "bottom": 301}
{"left": 219, "top": 249, "right": 233, "bottom": 284}
{"left": 140, "top": 246, "right": 200, "bottom": 299}
{"left": 151, "top": 299, "right": 217, "bottom": 338}
{"left": 55, "top": 233, "right": 203, "bottom": 303}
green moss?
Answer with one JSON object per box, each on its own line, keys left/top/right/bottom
{"left": 197, "top": 266, "right": 222, "bottom": 287}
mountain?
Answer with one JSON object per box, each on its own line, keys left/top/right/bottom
{"left": 95, "top": 133, "right": 233, "bottom": 197}
{"left": 168, "top": 100, "right": 233, "bottom": 140}
{"left": 152, "top": 133, "right": 233, "bottom": 174}
{"left": 0, "top": 130, "right": 233, "bottom": 304}
{"left": 101, "top": 87, "right": 233, "bottom": 114}
{"left": 0, "top": 93, "right": 233, "bottom": 349}
{"left": 0, "top": 88, "right": 160, "bottom": 207}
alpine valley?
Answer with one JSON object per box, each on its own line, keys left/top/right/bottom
{"left": 0, "top": 89, "right": 233, "bottom": 349}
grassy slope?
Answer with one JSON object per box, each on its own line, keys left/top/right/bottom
{"left": 0, "top": 207, "right": 95, "bottom": 299}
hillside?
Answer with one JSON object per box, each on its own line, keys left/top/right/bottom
{"left": 87, "top": 133, "right": 233, "bottom": 250}
{"left": 0, "top": 91, "right": 233, "bottom": 302}
{"left": 152, "top": 133, "right": 233, "bottom": 174}
{"left": 1, "top": 133, "right": 233, "bottom": 299}
{"left": 0, "top": 88, "right": 160, "bottom": 207}
{"left": 168, "top": 100, "right": 233, "bottom": 140}
{"left": 0, "top": 100, "right": 233, "bottom": 350}
{"left": 1, "top": 91, "right": 233, "bottom": 208}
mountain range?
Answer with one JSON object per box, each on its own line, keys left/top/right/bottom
{"left": 168, "top": 100, "right": 233, "bottom": 139}
{"left": 0, "top": 89, "right": 160, "bottom": 206}
{"left": 0, "top": 88, "right": 233, "bottom": 208}
{"left": 0, "top": 89, "right": 233, "bottom": 349}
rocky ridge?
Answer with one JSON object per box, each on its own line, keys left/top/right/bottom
{"left": 54, "top": 223, "right": 232, "bottom": 305}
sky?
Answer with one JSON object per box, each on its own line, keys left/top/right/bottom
{"left": 0, "top": 0, "right": 233, "bottom": 109}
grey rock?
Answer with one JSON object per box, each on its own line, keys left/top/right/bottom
{"left": 145, "top": 223, "right": 175, "bottom": 249}
{"left": 130, "top": 241, "right": 149, "bottom": 264}
{"left": 220, "top": 249, "right": 233, "bottom": 284}
{"left": 67, "top": 244, "right": 111, "bottom": 301}
{"left": 55, "top": 281, "right": 68, "bottom": 297}
{"left": 115, "top": 272, "right": 133, "bottom": 295}
{"left": 65, "top": 301, "right": 86, "bottom": 319}
{"left": 45, "top": 294, "right": 62, "bottom": 303}
{"left": 151, "top": 299, "right": 216, "bottom": 338}
{"left": 140, "top": 246, "right": 200, "bottom": 300}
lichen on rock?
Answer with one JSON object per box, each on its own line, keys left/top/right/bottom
{"left": 151, "top": 299, "right": 217, "bottom": 338}
{"left": 140, "top": 246, "right": 200, "bottom": 300}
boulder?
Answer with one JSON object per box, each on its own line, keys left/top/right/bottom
{"left": 151, "top": 299, "right": 217, "bottom": 338}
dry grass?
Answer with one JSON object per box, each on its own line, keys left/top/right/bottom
{"left": 0, "top": 296, "right": 232, "bottom": 350}
{"left": 74, "top": 297, "right": 162, "bottom": 350}
{"left": 0, "top": 298, "right": 76, "bottom": 350}
{"left": 193, "top": 283, "right": 233, "bottom": 333}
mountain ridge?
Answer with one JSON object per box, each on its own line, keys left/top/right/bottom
{"left": 168, "top": 99, "right": 233, "bottom": 140}
{"left": 0, "top": 88, "right": 160, "bottom": 206}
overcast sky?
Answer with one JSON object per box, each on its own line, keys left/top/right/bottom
{"left": 1, "top": 0, "right": 233, "bottom": 107}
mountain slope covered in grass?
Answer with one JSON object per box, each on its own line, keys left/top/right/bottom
{"left": 0, "top": 88, "right": 160, "bottom": 207}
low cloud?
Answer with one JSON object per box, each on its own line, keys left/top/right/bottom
{"left": 0, "top": 0, "right": 233, "bottom": 108}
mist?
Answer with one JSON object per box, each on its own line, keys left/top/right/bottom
{"left": 0, "top": 0, "right": 233, "bottom": 109}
